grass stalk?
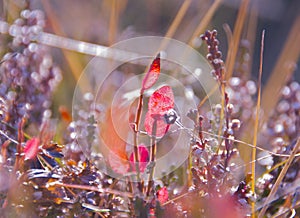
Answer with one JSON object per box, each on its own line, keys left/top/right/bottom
{"left": 225, "top": 0, "right": 250, "bottom": 80}
{"left": 188, "top": 0, "right": 223, "bottom": 46}
{"left": 261, "top": 15, "right": 300, "bottom": 123}
{"left": 159, "top": 0, "right": 192, "bottom": 53}
{"left": 250, "top": 29, "right": 265, "bottom": 217}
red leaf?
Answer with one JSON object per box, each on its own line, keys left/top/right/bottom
{"left": 24, "top": 138, "right": 40, "bottom": 160}
{"left": 141, "top": 54, "right": 160, "bottom": 92}
{"left": 144, "top": 85, "right": 174, "bottom": 137}
{"left": 129, "top": 144, "right": 149, "bottom": 172}
{"left": 144, "top": 111, "right": 170, "bottom": 137}
{"left": 157, "top": 187, "right": 168, "bottom": 204}
{"left": 148, "top": 85, "right": 174, "bottom": 115}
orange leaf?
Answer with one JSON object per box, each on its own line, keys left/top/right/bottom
{"left": 99, "top": 107, "right": 129, "bottom": 174}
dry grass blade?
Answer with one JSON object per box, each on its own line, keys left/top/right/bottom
{"left": 261, "top": 15, "right": 300, "bottom": 123}
{"left": 258, "top": 138, "right": 300, "bottom": 218}
{"left": 164, "top": 0, "right": 192, "bottom": 39}
{"left": 223, "top": 23, "right": 232, "bottom": 53}
{"left": 108, "top": 0, "right": 118, "bottom": 45}
{"left": 250, "top": 29, "right": 265, "bottom": 217}
{"left": 188, "top": 0, "right": 223, "bottom": 46}
{"left": 225, "top": 0, "right": 250, "bottom": 79}
{"left": 158, "top": 0, "right": 192, "bottom": 54}
{"left": 41, "top": 1, "right": 85, "bottom": 82}
{"left": 108, "top": 0, "right": 127, "bottom": 45}
{"left": 244, "top": 2, "right": 258, "bottom": 78}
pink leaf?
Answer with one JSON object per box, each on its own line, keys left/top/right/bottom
{"left": 148, "top": 85, "right": 174, "bottom": 115}
{"left": 129, "top": 144, "right": 149, "bottom": 172}
{"left": 24, "top": 138, "right": 40, "bottom": 160}
{"left": 141, "top": 54, "right": 160, "bottom": 92}
{"left": 144, "top": 85, "right": 174, "bottom": 137}
{"left": 157, "top": 187, "right": 168, "bottom": 204}
{"left": 144, "top": 111, "right": 170, "bottom": 137}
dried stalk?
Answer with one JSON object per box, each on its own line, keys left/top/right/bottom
{"left": 250, "top": 29, "right": 265, "bottom": 217}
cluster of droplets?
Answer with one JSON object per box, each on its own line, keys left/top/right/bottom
{"left": 0, "top": 9, "right": 62, "bottom": 143}
{"left": 226, "top": 77, "right": 257, "bottom": 123}
{"left": 255, "top": 81, "right": 300, "bottom": 194}
{"left": 262, "top": 81, "right": 300, "bottom": 151}
{"left": 64, "top": 92, "right": 102, "bottom": 162}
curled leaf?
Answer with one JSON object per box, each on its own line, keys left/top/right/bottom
{"left": 141, "top": 53, "right": 160, "bottom": 92}
{"left": 129, "top": 144, "right": 149, "bottom": 172}
{"left": 24, "top": 138, "right": 40, "bottom": 160}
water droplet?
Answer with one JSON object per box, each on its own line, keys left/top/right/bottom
{"left": 84, "top": 92, "right": 94, "bottom": 101}
{"left": 257, "top": 151, "right": 273, "bottom": 166}
{"left": 281, "top": 86, "right": 291, "bottom": 98}
{"left": 274, "top": 124, "right": 284, "bottom": 134}
{"left": 246, "top": 80, "right": 257, "bottom": 95}
{"left": 277, "top": 100, "right": 290, "bottom": 113}
{"left": 229, "top": 77, "right": 241, "bottom": 87}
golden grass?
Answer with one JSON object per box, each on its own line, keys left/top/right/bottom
{"left": 261, "top": 15, "right": 300, "bottom": 123}
{"left": 250, "top": 29, "right": 265, "bottom": 217}
{"left": 188, "top": 0, "right": 223, "bottom": 46}
{"left": 225, "top": 0, "right": 250, "bottom": 80}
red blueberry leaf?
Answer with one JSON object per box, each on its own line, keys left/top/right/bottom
{"left": 148, "top": 85, "right": 174, "bottom": 115}
{"left": 157, "top": 187, "right": 168, "bottom": 204}
{"left": 129, "top": 144, "right": 149, "bottom": 172}
{"left": 144, "top": 111, "right": 170, "bottom": 137}
{"left": 144, "top": 85, "right": 174, "bottom": 137}
{"left": 108, "top": 150, "right": 129, "bottom": 175}
{"left": 141, "top": 54, "right": 160, "bottom": 92}
{"left": 24, "top": 138, "right": 40, "bottom": 160}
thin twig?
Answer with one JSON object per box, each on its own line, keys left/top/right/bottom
{"left": 170, "top": 123, "right": 300, "bottom": 158}
{"left": 133, "top": 93, "right": 143, "bottom": 186}
{"left": 258, "top": 138, "right": 300, "bottom": 218}
{"left": 53, "top": 182, "right": 134, "bottom": 198}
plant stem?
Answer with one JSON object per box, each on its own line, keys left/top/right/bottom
{"left": 133, "top": 93, "right": 144, "bottom": 188}
{"left": 147, "top": 117, "right": 158, "bottom": 196}
{"left": 53, "top": 182, "right": 134, "bottom": 198}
